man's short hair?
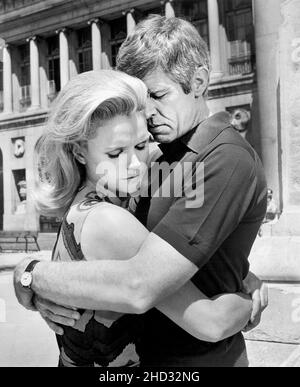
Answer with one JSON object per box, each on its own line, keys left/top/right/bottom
{"left": 116, "top": 15, "right": 211, "bottom": 94}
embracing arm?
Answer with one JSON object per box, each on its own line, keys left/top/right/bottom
{"left": 30, "top": 205, "right": 199, "bottom": 313}
{"left": 157, "top": 283, "right": 251, "bottom": 342}
{"left": 18, "top": 145, "right": 260, "bottom": 313}
{"left": 27, "top": 204, "right": 252, "bottom": 342}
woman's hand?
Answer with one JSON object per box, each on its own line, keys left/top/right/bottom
{"left": 34, "top": 296, "right": 81, "bottom": 336}
{"left": 242, "top": 271, "right": 268, "bottom": 331}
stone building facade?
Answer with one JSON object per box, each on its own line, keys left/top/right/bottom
{"left": 0, "top": 0, "right": 299, "bottom": 245}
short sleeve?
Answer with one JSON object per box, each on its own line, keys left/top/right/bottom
{"left": 152, "top": 144, "right": 257, "bottom": 268}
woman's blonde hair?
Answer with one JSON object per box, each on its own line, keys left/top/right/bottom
{"left": 35, "top": 70, "right": 147, "bottom": 216}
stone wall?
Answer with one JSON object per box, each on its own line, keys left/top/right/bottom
{"left": 0, "top": 117, "right": 44, "bottom": 231}
{"left": 280, "top": 0, "right": 300, "bottom": 209}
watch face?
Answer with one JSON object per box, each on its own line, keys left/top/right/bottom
{"left": 21, "top": 272, "right": 32, "bottom": 288}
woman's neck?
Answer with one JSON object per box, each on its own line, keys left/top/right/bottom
{"left": 79, "top": 181, "right": 130, "bottom": 208}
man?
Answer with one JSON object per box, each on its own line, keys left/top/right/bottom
{"left": 14, "top": 16, "right": 267, "bottom": 367}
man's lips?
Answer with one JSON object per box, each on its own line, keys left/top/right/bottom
{"left": 148, "top": 124, "right": 167, "bottom": 134}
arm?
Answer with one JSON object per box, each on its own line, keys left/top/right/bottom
{"left": 157, "top": 282, "right": 251, "bottom": 342}
{"left": 29, "top": 204, "right": 251, "bottom": 342}
{"left": 26, "top": 205, "right": 197, "bottom": 313}
{"left": 27, "top": 145, "right": 257, "bottom": 311}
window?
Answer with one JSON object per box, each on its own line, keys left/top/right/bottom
{"left": 19, "top": 44, "right": 30, "bottom": 87}
{"left": 224, "top": 0, "right": 254, "bottom": 75}
{"left": 77, "top": 27, "right": 92, "bottom": 73}
{"left": 19, "top": 44, "right": 31, "bottom": 109}
{"left": 12, "top": 169, "right": 26, "bottom": 214}
{"left": 47, "top": 36, "right": 60, "bottom": 100}
{"left": 174, "top": 0, "right": 209, "bottom": 46}
{"left": 110, "top": 17, "right": 127, "bottom": 68}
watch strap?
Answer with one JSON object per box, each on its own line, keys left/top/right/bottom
{"left": 24, "top": 260, "right": 40, "bottom": 274}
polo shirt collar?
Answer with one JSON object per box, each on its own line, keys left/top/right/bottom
{"left": 159, "top": 111, "right": 232, "bottom": 155}
{"left": 180, "top": 111, "right": 232, "bottom": 154}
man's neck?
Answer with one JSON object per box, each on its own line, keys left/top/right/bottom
{"left": 190, "top": 99, "right": 210, "bottom": 130}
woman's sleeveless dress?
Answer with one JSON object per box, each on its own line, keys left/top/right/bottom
{"left": 52, "top": 194, "right": 141, "bottom": 367}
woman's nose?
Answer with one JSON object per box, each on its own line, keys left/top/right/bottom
{"left": 128, "top": 152, "right": 141, "bottom": 170}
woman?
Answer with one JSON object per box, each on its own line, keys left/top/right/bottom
{"left": 35, "top": 70, "right": 251, "bottom": 367}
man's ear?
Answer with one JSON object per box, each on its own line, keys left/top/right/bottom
{"left": 72, "top": 143, "right": 86, "bottom": 165}
{"left": 192, "top": 67, "right": 209, "bottom": 98}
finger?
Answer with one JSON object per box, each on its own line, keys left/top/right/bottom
{"left": 43, "top": 317, "right": 64, "bottom": 335}
{"left": 243, "top": 322, "right": 257, "bottom": 333}
{"left": 15, "top": 285, "right": 36, "bottom": 311}
{"left": 250, "top": 289, "right": 262, "bottom": 325}
{"left": 261, "top": 284, "right": 269, "bottom": 310}
{"left": 242, "top": 324, "right": 252, "bottom": 333}
{"left": 35, "top": 297, "right": 80, "bottom": 320}
{"left": 41, "top": 310, "right": 77, "bottom": 327}
{"left": 26, "top": 303, "right": 37, "bottom": 312}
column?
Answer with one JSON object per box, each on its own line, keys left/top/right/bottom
{"left": 26, "top": 36, "right": 40, "bottom": 109}
{"left": 88, "top": 19, "right": 102, "bottom": 71}
{"left": 123, "top": 9, "right": 136, "bottom": 35}
{"left": 164, "top": 0, "right": 175, "bottom": 18}
{"left": 279, "top": 0, "right": 300, "bottom": 232}
{"left": 3, "top": 44, "right": 13, "bottom": 114}
{"left": 253, "top": 0, "right": 281, "bottom": 206}
{"left": 207, "top": 0, "right": 223, "bottom": 79}
{"left": 56, "top": 28, "right": 69, "bottom": 88}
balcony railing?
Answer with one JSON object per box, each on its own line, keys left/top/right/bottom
{"left": 228, "top": 40, "right": 252, "bottom": 76}
{"left": 47, "top": 80, "right": 58, "bottom": 103}
{"left": 19, "top": 85, "right": 31, "bottom": 108}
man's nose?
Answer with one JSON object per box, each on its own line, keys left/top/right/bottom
{"left": 145, "top": 98, "right": 156, "bottom": 119}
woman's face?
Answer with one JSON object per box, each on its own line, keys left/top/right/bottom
{"left": 83, "top": 112, "right": 149, "bottom": 197}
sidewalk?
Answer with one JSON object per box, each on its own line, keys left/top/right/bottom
{"left": 0, "top": 250, "right": 52, "bottom": 271}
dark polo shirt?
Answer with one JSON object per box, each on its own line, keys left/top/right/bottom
{"left": 135, "top": 112, "right": 267, "bottom": 367}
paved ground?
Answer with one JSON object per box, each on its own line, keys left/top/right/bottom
{"left": 0, "top": 251, "right": 299, "bottom": 367}
{"left": 0, "top": 269, "right": 58, "bottom": 367}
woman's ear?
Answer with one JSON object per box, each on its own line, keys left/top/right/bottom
{"left": 72, "top": 143, "right": 86, "bottom": 165}
{"left": 192, "top": 67, "right": 210, "bottom": 98}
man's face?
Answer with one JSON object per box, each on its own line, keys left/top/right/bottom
{"left": 143, "top": 69, "right": 197, "bottom": 143}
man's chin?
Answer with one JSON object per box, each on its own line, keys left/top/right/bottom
{"left": 152, "top": 133, "right": 174, "bottom": 144}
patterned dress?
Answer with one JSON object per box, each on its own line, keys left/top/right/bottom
{"left": 52, "top": 193, "right": 141, "bottom": 367}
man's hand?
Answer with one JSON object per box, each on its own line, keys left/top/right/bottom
{"left": 242, "top": 271, "right": 268, "bottom": 331}
{"left": 13, "top": 258, "right": 36, "bottom": 311}
{"left": 34, "top": 296, "right": 81, "bottom": 336}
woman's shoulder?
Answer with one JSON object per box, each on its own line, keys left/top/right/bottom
{"left": 80, "top": 203, "right": 135, "bottom": 260}
{"left": 80, "top": 201, "right": 148, "bottom": 261}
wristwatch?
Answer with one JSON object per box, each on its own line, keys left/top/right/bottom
{"left": 20, "top": 260, "right": 40, "bottom": 290}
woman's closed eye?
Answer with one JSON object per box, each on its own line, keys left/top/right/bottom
{"left": 107, "top": 149, "right": 123, "bottom": 159}
{"left": 135, "top": 140, "right": 149, "bottom": 151}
